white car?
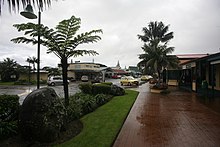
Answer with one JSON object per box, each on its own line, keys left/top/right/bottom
{"left": 81, "top": 75, "right": 89, "bottom": 82}
{"left": 47, "top": 76, "right": 69, "bottom": 86}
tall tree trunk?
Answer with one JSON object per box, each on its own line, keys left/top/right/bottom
{"left": 61, "top": 57, "right": 69, "bottom": 107}
{"left": 157, "top": 69, "right": 161, "bottom": 82}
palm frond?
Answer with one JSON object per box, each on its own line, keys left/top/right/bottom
{"left": 0, "top": 0, "right": 52, "bottom": 15}
{"left": 11, "top": 37, "right": 38, "bottom": 44}
{"left": 67, "top": 50, "right": 99, "bottom": 58}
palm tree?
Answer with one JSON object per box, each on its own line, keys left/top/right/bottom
{"left": 0, "top": 58, "right": 20, "bottom": 82}
{"left": 0, "top": 0, "right": 54, "bottom": 15}
{"left": 26, "top": 56, "right": 37, "bottom": 71}
{"left": 138, "top": 21, "right": 174, "bottom": 45}
{"left": 11, "top": 15, "right": 102, "bottom": 107}
{"left": 138, "top": 21, "right": 179, "bottom": 81}
{"left": 139, "top": 43, "right": 179, "bottom": 80}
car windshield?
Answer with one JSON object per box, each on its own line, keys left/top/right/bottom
{"left": 53, "top": 77, "right": 62, "bottom": 80}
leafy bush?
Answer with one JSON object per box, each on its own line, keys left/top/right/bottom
{"left": 67, "top": 93, "right": 83, "bottom": 121}
{"left": 111, "top": 84, "right": 125, "bottom": 96}
{"left": 0, "top": 95, "right": 19, "bottom": 121}
{"left": 95, "top": 94, "right": 111, "bottom": 105}
{"left": 67, "top": 92, "right": 113, "bottom": 120}
{"left": 92, "top": 83, "right": 111, "bottom": 95}
{"left": 0, "top": 95, "right": 19, "bottom": 139}
{"left": 79, "top": 83, "right": 93, "bottom": 94}
{"left": 0, "top": 121, "right": 18, "bottom": 140}
{"left": 80, "top": 94, "right": 97, "bottom": 114}
{"left": 100, "top": 82, "right": 113, "bottom": 86}
{"left": 151, "top": 82, "right": 168, "bottom": 90}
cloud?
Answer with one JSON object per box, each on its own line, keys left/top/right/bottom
{"left": 0, "top": 0, "right": 220, "bottom": 68}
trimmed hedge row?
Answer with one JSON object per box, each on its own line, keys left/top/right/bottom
{"left": 68, "top": 82, "right": 125, "bottom": 121}
{"left": 79, "top": 82, "right": 125, "bottom": 96}
{"left": 67, "top": 93, "right": 113, "bottom": 121}
{"left": 0, "top": 95, "right": 19, "bottom": 139}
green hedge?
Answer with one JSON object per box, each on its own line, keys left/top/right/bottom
{"left": 92, "top": 83, "right": 111, "bottom": 95}
{"left": 67, "top": 93, "right": 113, "bottom": 121}
{"left": 0, "top": 95, "right": 19, "bottom": 139}
{"left": 78, "top": 83, "right": 93, "bottom": 94}
{"left": 78, "top": 82, "right": 113, "bottom": 95}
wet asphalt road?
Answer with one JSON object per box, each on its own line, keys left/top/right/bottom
{"left": 0, "top": 78, "right": 126, "bottom": 104}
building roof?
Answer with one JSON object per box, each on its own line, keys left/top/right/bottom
{"left": 176, "top": 54, "right": 209, "bottom": 65}
{"left": 112, "top": 69, "right": 128, "bottom": 74}
{"left": 176, "top": 54, "right": 208, "bottom": 59}
{"left": 180, "top": 52, "right": 220, "bottom": 65}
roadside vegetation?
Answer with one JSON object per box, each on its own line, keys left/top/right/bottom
{"left": 0, "top": 82, "right": 15, "bottom": 85}
{"left": 58, "top": 90, "right": 138, "bottom": 147}
{"left": 0, "top": 82, "right": 138, "bottom": 146}
{"left": 137, "top": 21, "right": 179, "bottom": 78}
{"left": 12, "top": 15, "right": 102, "bottom": 107}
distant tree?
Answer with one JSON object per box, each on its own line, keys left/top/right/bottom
{"left": 43, "top": 66, "right": 60, "bottom": 77}
{"left": 26, "top": 56, "right": 37, "bottom": 71}
{"left": 0, "top": 0, "right": 55, "bottom": 15}
{"left": 11, "top": 15, "right": 102, "bottom": 107}
{"left": 138, "top": 21, "right": 179, "bottom": 80}
{"left": 0, "top": 58, "right": 20, "bottom": 82}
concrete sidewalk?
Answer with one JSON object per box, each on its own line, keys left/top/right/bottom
{"left": 113, "top": 83, "right": 220, "bottom": 147}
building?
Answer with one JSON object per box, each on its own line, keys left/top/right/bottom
{"left": 166, "top": 52, "right": 220, "bottom": 98}
{"left": 105, "top": 61, "right": 129, "bottom": 78}
{"left": 19, "top": 70, "right": 48, "bottom": 82}
{"left": 166, "top": 54, "right": 208, "bottom": 86}
{"left": 66, "top": 62, "right": 106, "bottom": 81}
{"left": 128, "top": 66, "right": 141, "bottom": 77}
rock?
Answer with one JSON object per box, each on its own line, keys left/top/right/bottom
{"left": 111, "top": 84, "right": 125, "bottom": 96}
{"left": 19, "top": 87, "right": 66, "bottom": 143}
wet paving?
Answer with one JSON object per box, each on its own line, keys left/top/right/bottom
{"left": 0, "top": 78, "right": 121, "bottom": 105}
{"left": 113, "top": 83, "right": 220, "bottom": 147}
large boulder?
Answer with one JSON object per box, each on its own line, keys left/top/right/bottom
{"left": 111, "top": 84, "right": 125, "bottom": 96}
{"left": 19, "top": 87, "right": 66, "bottom": 143}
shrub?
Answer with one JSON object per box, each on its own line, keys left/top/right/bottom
{"left": 80, "top": 94, "right": 97, "bottom": 115}
{"left": 101, "top": 82, "right": 113, "bottom": 86}
{"left": 151, "top": 83, "right": 168, "bottom": 90}
{"left": 111, "top": 84, "right": 125, "bottom": 96}
{"left": 68, "top": 93, "right": 84, "bottom": 121}
{"left": 0, "top": 95, "right": 19, "bottom": 122}
{"left": 92, "top": 83, "right": 111, "bottom": 95}
{"left": 95, "top": 94, "right": 112, "bottom": 105}
{"left": 79, "top": 83, "right": 93, "bottom": 94}
{"left": 0, "top": 95, "right": 19, "bottom": 139}
{"left": 67, "top": 92, "right": 113, "bottom": 120}
{"left": 0, "top": 121, "right": 18, "bottom": 140}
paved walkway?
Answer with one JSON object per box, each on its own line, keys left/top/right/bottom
{"left": 113, "top": 83, "right": 220, "bottom": 147}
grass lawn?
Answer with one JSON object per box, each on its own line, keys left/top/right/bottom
{"left": 58, "top": 90, "right": 139, "bottom": 147}
{"left": 0, "top": 82, "right": 15, "bottom": 85}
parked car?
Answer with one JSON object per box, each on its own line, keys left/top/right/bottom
{"left": 141, "top": 75, "right": 153, "bottom": 81}
{"left": 47, "top": 76, "right": 69, "bottom": 86}
{"left": 112, "top": 75, "right": 121, "bottom": 79}
{"left": 81, "top": 75, "right": 89, "bottom": 82}
{"left": 120, "top": 76, "right": 139, "bottom": 86}
{"left": 91, "top": 76, "right": 102, "bottom": 83}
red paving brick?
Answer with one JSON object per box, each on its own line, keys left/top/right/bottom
{"left": 113, "top": 83, "right": 220, "bottom": 147}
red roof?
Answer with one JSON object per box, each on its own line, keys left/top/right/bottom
{"left": 112, "top": 69, "right": 127, "bottom": 74}
{"left": 176, "top": 54, "right": 209, "bottom": 59}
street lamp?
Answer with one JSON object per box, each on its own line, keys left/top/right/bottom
{"left": 20, "top": 4, "right": 41, "bottom": 89}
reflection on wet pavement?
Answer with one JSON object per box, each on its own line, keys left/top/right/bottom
{"left": 113, "top": 83, "right": 220, "bottom": 147}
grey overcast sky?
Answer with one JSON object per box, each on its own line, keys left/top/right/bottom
{"left": 0, "top": 0, "right": 220, "bottom": 68}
